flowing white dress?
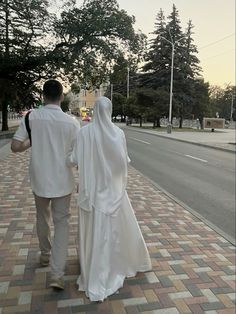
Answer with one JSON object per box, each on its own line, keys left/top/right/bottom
{"left": 67, "top": 97, "right": 152, "bottom": 302}
{"left": 77, "top": 191, "right": 151, "bottom": 301}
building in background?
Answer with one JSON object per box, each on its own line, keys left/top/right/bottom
{"left": 69, "top": 84, "right": 108, "bottom": 115}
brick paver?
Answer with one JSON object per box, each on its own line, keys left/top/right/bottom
{"left": 0, "top": 150, "right": 235, "bottom": 313}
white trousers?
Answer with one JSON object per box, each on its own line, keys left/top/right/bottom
{"left": 34, "top": 193, "right": 71, "bottom": 278}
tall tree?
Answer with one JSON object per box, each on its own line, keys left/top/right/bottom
{"left": 209, "top": 85, "right": 236, "bottom": 120}
{"left": 55, "top": 0, "right": 146, "bottom": 86}
{"left": 176, "top": 20, "right": 201, "bottom": 127}
{"left": 165, "top": 5, "right": 191, "bottom": 126}
{"left": 191, "top": 79, "right": 210, "bottom": 128}
{"left": 141, "top": 9, "right": 169, "bottom": 88}
{"left": 0, "top": 0, "right": 146, "bottom": 130}
{"left": 141, "top": 5, "right": 203, "bottom": 128}
{"left": 0, "top": 0, "right": 55, "bottom": 130}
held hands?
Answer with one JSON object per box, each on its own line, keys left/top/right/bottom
{"left": 11, "top": 139, "right": 31, "bottom": 153}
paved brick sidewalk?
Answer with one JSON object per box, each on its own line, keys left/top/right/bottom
{"left": 0, "top": 151, "right": 235, "bottom": 314}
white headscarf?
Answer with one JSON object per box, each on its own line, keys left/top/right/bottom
{"left": 70, "top": 96, "right": 129, "bottom": 216}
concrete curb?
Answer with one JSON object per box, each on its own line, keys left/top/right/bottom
{"left": 131, "top": 166, "right": 236, "bottom": 246}
{"left": 124, "top": 126, "right": 235, "bottom": 154}
{"left": 0, "top": 131, "right": 14, "bottom": 140}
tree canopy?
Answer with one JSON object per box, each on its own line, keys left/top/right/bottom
{"left": 0, "top": 0, "right": 146, "bottom": 130}
{"left": 139, "top": 5, "right": 203, "bottom": 127}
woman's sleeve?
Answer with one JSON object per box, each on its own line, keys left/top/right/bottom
{"left": 122, "top": 131, "right": 131, "bottom": 163}
{"left": 66, "top": 131, "right": 80, "bottom": 167}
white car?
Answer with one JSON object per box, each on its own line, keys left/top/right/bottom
{"left": 66, "top": 112, "right": 77, "bottom": 120}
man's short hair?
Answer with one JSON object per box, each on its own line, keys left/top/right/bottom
{"left": 43, "top": 79, "right": 63, "bottom": 102}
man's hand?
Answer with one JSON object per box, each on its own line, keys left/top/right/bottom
{"left": 11, "top": 139, "right": 31, "bottom": 153}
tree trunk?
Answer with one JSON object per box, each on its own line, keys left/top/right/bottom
{"left": 156, "top": 117, "right": 161, "bottom": 128}
{"left": 199, "top": 117, "right": 204, "bottom": 129}
{"left": 153, "top": 117, "right": 161, "bottom": 128}
{"left": 179, "top": 116, "right": 183, "bottom": 128}
{"left": 1, "top": 98, "right": 9, "bottom": 131}
{"left": 139, "top": 116, "right": 142, "bottom": 127}
{"left": 2, "top": 0, "right": 10, "bottom": 132}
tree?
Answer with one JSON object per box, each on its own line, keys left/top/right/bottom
{"left": 141, "top": 8, "right": 170, "bottom": 89}
{"left": 191, "top": 79, "right": 210, "bottom": 128}
{"left": 222, "top": 85, "right": 236, "bottom": 120}
{"left": 110, "top": 92, "right": 126, "bottom": 118}
{"left": 61, "top": 94, "right": 70, "bottom": 112}
{"left": 55, "top": 0, "right": 146, "bottom": 86}
{"left": 209, "top": 85, "right": 236, "bottom": 120}
{"left": 71, "top": 83, "right": 81, "bottom": 95}
{"left": 141, "top": 5, "right": 202, "bottom": 127}
{"left": 129, "top": 88, "right": 169, "bottom": 128}
{"left": 0, "top": 0, "right": 54, "bottom": 130}
{"left": 129, "top": 89, "right": 156, "bottom": 127}
{"left": 176, "top": 20, "right": 201, "bottom": 127}
{"left": 0, "top": 0, "right": 146, "bottom": 130}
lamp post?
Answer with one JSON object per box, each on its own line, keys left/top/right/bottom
{"left": 160, "top": 35, "right": 185, "bottom": 133}
{"left": 127, "top": 67, "right": 130, "bottom": 99}
{"left": 110, "top": 83, "right": 113, "bottom": 103}
{"left": 230, "top": 93, "right": 234, "bottom": 122}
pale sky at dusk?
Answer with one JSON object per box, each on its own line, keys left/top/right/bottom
{"left": 54, "top": 0, "right": 235, "bottom": 87}
{"left": 116, "top": 0, "right": 235, "bottom": 87}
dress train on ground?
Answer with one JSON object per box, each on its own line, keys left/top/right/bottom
{"left": 77, "top": 191, "right": 152, "bottom": 302}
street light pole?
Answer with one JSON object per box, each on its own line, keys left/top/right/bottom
{"left": 168, "top": 43, "right": 175, "bottom": 133}
{"left": 230, "top": 93, "right": 234, "bottom": 121}
{"left": 127, "top": 67, "right": 130, "bottom": 99}
{"left": 160, "top": 35, "right": 185, "bottom": 133}
{"left": 110, "top": 83, "right": 113, "bottom": 103}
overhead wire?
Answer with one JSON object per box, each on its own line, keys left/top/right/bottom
{"left": 199, "top": 33, "right": 235, "bottom": 49}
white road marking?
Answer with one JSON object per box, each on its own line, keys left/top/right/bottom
{"left": 128, "top": 137, "right": 150, "bottom": 145}
{"left": 185, "top": 154, "right": 208, "bottom": 163}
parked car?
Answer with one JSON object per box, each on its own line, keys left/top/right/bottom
{"left": 66, "top": 112, "right": 77, "bottom": 120}
{"left": 82, "top": 115, "right": 91, "bottom": 122}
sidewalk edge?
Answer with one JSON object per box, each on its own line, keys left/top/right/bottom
{"left": 0, "top": 132, "right": 14, "bottom": 140}
{"left": 124, "top": 126, "right": 235, "bottom": 154}
{"left": 130, "top": 166, "right": 236, "bottom": 246}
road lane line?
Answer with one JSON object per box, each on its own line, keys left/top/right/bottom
{"left": 128, "top": 137, "right": 150, "bottom": 145}
{"left": 185, "top": 154, "right": 208, "bottom": 163}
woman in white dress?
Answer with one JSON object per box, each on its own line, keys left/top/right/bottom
{"left": 67, "top": 96, "right": 151, "bottom": 302}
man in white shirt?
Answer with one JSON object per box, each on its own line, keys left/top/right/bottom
{"left": 11, "top": 79, "right": 80, "bottom": 290}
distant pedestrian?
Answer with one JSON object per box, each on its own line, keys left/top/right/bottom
{"left": 11, "top": 79, "right": 80, "bottom": 290}
{"left": 67, "top": 96, "right": 151, "bottom": 302}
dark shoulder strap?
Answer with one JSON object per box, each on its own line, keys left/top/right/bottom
{"left": 25, "top": 111, "right": 32, "bottom": 145}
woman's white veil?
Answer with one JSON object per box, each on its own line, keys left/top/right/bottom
{"left": 76, "top": 96, "right": 128, "bottom": 216}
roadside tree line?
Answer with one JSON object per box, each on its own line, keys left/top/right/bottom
{"left": 108, "top": 5, "right": 235, "bottom": 128}
{"left": 0, "top": 1, "right": 235, "bottom": 131}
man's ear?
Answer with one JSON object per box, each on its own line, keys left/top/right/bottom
{"left": 60, "top": 94, "right": 64, "bottom": 102}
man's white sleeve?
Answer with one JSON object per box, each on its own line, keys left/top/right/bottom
{"left": 13, "top": 117, "right": 28, "bottom": 142}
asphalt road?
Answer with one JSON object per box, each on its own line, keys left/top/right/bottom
{"left": 123, "top": 128, "right": 235, "bottom": 243}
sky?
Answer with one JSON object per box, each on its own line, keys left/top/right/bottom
{"left": 54, "top": 0, "right": 235, "bottom": 87}
{"left": 116, "top": 0, "right": 235, "bottom": 87}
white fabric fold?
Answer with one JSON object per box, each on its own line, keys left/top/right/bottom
{"left": 67, "top": 96, "right": 152, "bottom": 302}
{"left": 68, "top": 96, "right": 129, "bottom": 216}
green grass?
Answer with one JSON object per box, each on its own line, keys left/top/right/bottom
{"left": 0, "top": 125, "right": 18, "bottom": 134}
{"left": 131, "top": 126, "right": 209, "bottom": 133}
